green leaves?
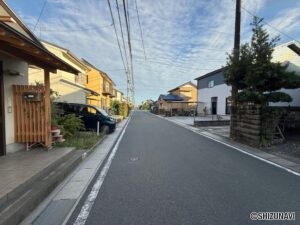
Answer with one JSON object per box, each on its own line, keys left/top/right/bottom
{"left": 225, "top": 16, "right": 300, "bottom": 104}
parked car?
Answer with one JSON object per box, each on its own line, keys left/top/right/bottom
{"left": 54, "top": 102, "right": 116, "bottom": 134}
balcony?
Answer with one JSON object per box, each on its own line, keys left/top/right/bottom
{"left": 102, "top": 84, "right": 113, "bottom": 96}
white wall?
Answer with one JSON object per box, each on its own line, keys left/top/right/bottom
{"left": 1, "top": 53, "right": 28, "bottom": 152}
{"left": 54, "top": 81, "right": 87, "bottom": 103}
{"left": 198, "top": 83, "right": 231, "bottom": 115}
{"left": 29, "top": 68, "right": 87, "bottom": 104}
{"left": 270, "top": 43, "right": 300, "bottom": 107}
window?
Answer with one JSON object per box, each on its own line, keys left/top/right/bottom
{"left": 208, "top": 80, "right": 214, "bottom": 88}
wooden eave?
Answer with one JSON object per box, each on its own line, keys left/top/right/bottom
{"left": 0, "top": 22, "right": 79, "bottom": 74}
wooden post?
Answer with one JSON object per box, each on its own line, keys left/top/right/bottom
{"left": 44, "top": 69, "right": 51, "bottom": 149}
{"left": 0, "top": 61, "right": 6, "bottom": 156}
{"left": 230, "top": 0, "right": 241, "bottom": 139}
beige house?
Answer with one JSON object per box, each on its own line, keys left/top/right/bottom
{"left": 29, "top": 41, "right": 99, "bottom": 103}
{"left": 270, "top": 41, "right": 300, "bottom": 107}
{"left": 158, "top": 81, "right": 197, "bottom": 115}
{"left": 112, "top": 88, "right": 124, "bottom": 103}
{"left": 168, "top": 81, "right": 197, "bottom": 104}
{"left": 83, "top": 59, "right": 116, "bottom": 110}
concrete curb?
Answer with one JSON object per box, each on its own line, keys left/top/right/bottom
{"left": 0, "top": 148, "right": 75, "bottom": 212}
{"left": 0, "top": 132, "right": 109, "bottom": 225}
{"left": 16, "top": 116, "right": 131, "bottom": 225}
{"left": 0, "top": 149, "right": 84, "bottom": 225}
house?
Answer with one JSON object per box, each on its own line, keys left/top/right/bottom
{"left": 157, "top": 81, "right": 197, "bottom": 116}
{"left": 82, "top": 59, "right": 116, "bottom": 110}
{"left": 270, "top": 41, "right": 300, "bottom": 107}
{"left": 29, "top": 41, "right": 99, "bottom": 103}
{"left": 168, "top": 81, "right": 197, "bottom": 105}
{"left": 195, "top": 68, "right": 231, "bottom": 116}
{"left": 0, "top": 1, "right": 79, "bottom": 155}
{"left": 112, "top": 88, "right": 124, "bottom": 103}
{"left": 157, "top": 94, "right": 184, "bottom": 115}
{"left": 195, "top": 41, "right": 300, "bottom": 116}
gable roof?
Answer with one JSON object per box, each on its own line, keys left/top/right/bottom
{"left": 274, "top": 40, "right": 300, "bottom": 56}
{"left": 168, "top": 81, "right": 197, "bottom": 93}
{"left": 194, "top": 68, "right": 225, "bottom": 81}
{"left": 41, "top": 40, "right": 89, "bottom": 72}
{"left": 0, "top": 1, "right": 79, "bottom": 74}
{"left": 81, "top": 58, "right": 116, "bottom": 86}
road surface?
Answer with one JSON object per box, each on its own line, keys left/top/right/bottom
{"left": 68, "top": 110, "right": 300, "bottom": 225}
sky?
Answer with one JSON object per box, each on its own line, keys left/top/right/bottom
{"left": 5, "top": 0, "right": 300, "bottom": 105}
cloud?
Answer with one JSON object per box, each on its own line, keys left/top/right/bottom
{"left": 8, "top": 0, "right": 299, "bottom": 103}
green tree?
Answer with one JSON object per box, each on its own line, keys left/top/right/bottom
{"left": 111, "top": 100, "right": 121, "bottom": 115}
{"left": 225, "top": 16, "right": 300, "bottom": 105}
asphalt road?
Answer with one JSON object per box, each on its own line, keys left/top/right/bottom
{"left": 69, "top": 110, "right": 300, "bottom": 225}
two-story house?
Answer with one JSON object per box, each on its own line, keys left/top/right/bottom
{"left": 158, "top": 81, "right": 197, "bottom": 115}
{"left": 29, "top": 41, "right": 99, "bottom": 103}
{"left": 112, "top": 88, "right": 124, "bottom": 103}
{"left": 83, "top": 59, "right": 116, "bottom": 110}
{"left": 195, "top": 41, "right": 300, "bottom": 116}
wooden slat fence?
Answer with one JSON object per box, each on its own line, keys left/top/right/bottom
{"left": 13, "top": 85, "right": 47, "bottom": 145}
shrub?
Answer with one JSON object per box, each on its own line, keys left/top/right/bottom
{"left": 58, "top": 114, "right": 84, "bottom": 137}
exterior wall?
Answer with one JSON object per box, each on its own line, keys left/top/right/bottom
{"left": 29, "top": 68, "right": 87, "bottom": 103}
{"left": 197, "top": 83, "right": 231, "bottom": 115}
{"left": 29, "top": 42, "right": 89, "bottom": 104}
{"left": 197, "top": 71, "right": 225, "bottom": 89}
{"left": 270, "top": 43, "right": 300, "bottom": 107}
{"left": 197, "top": 43, "right": 300, "bottom": 112}
{"left": 112, "top": 90, "right": 123, "bottom": 102}
{"left": 169, "top": 84, "right": 197, "bottom": 103}
{"left": 1, "top": 53, "right": 28, "bottom": 152}
{"left": 86, "top": 68, "right": 103, "bottom": 108}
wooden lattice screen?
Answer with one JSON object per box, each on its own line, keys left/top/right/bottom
{"left": 13, "top": 85, "right": 50, "bottom": 149}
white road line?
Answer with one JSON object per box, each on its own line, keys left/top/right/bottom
{"left": 196, "top": 131, "right": 300, "bottom": 177}
{"left": 162, "top": 116, "right": 300, "bottom": 177}
{"left": 73, "top": 116, "right": 131, "bottom": 225}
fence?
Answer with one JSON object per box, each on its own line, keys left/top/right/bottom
{"left": 13, "top": 85, "right": 50, "bottom": 149}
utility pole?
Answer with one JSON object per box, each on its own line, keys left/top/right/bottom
{"left": 230, "top": 0, "right": 241, "bottom": 139}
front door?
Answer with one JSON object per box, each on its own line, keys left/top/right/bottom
{"left": 211, "top": 97, "right": 217, "bottom": 115}
{"left": 0, "top": 61, "right": 6, "bottom": 156}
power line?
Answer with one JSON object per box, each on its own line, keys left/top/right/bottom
{"left": 115, "top": 0, "right": 130, "bottom": 70}
{"left": 106, "top": 0, "right": 127, "bottom": 78}
{"left": 134, "top": 0, "right": 146, "bottom": 60}
{"left": 241, "top": 5, "right": 299, "bottom": 42}
{"left": 122, "top": 0, "right": 135, "bottom": 104}
{"left": 33, "top": 0, "right": 48, "bottom": 32}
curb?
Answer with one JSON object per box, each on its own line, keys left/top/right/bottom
{"left": 0, "top": 132, "right": 108, "bottom": 225}
{"left": 0, "top": 149, "right": 83, "bottom": 225}
{"left": 0, "top": 148, "right": 75, "bottom": 213}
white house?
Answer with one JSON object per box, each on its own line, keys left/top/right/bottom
{"left": 195, "top": 68, "right": 231, "bottom": 115}
{"left": 195, "top": 41, "right": 300, "bottom": 116}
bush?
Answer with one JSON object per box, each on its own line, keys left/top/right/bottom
{"left": 58, "top": 114, "right": 84, "bottom": 137}
{"left": 111, "top": 100, "right": 121, "bottom": 115}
